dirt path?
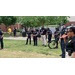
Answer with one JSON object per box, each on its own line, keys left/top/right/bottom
{"left": 4, "top": 37, "right": 32, "bottom": 40}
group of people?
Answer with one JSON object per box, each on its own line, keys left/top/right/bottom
{"left": 8, "top": 27, "right": 17, "bottom": 37}
{"left": 58, "top": 23, "right": 75, "bottom": 58}
{"left": 25, "top": 26, "right": 52, "bottom": 47}
{"left": 25, "top": 23, "right": 75, "bottom": 58}
{"left": 0, "top": 24, "right": 75, "bottom": 58}
{"left": 8, "top": 27, "right": 26, "bottom": 37}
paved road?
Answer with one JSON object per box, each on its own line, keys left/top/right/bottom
{"left": 4, "top": 37, "right": 31, "bottom": 40}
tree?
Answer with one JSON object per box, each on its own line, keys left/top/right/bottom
{"left": 56, "top": 16, "right": 70, "bottom": 25}
{"left": 15, "top": 16, "right": 70, "bottom": 28}
{"left": 0, "top": 16, "right": 17, "bottom": 32}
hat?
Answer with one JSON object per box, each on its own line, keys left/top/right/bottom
{"left": 62, "top": 23, "right": 65, "bottom": 25}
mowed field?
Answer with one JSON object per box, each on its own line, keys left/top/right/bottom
{"left": 0, "top": 39, "right": 62, "bottom": 58}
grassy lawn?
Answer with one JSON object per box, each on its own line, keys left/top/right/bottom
{"left": 44, "top": 25, "right": 58, "bottom": 27}
{"left": 0, "top": 39, "right": 62, "bottom": 58}
{"left": 4, "top": 32, "right": 22, "bottom": 37}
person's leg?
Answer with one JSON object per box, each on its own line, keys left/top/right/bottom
{"left": 9, "top": 32, "right": 10, "bottom": 37}
{"left": 1, "top": 39, "right": 3, "bottom": 49}
{"left": 14, "top": 32, "right": 15, "bottom": 37}
{"left": 55, "top": 41, "right": 58, "bottom": 48}
{"left": 41, "top": 35, "right": 44, "bottom": 45}
{"left": 61, "top": 41, "right": 65, "bottom": 58}
{"left": 43, "top": 35, "right": 46, "bottom": 46}
{"left": 33, "top": 37, "right": 35, "bottom": 46}
{"left": 26, "top": 38, "right": 28, "bottom": 44}
{"left": 35, "top": 37, "right": 37, "bottom": 46}
{"left": 48, "top": 36, "right": 51, "bottom": 43}
{"left": 30, "top": 37, "right": 31, "bottom": 44}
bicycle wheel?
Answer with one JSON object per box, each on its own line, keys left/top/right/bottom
{"left": 48, "top": 40, "right": 57, "bottom": 49}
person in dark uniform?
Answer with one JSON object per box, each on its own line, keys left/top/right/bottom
{"left": 13, "top": 27, "right": 16, "bottom": 37}
{"left": 62, "top": 27, "right": 75, "bottom": 58}
{"left": 47, "top": 28, "right": 52, "bottom": 43}
{"left": 0, "top": 27, "right": 4, "bottom": 50}
{"left": 32, "top": 28, "right": 38, "bottom": 46}
{"left": 59, "top": 23, "right": 68, "bottom": 58}
{"left": 25, "top": 28, "right": 32, "bottom": 45}
{"left": 54, "top": 27, "right": 60, "bottom": 48}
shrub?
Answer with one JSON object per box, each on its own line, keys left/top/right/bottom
{"left": 16, "top": 29, "right": 20, "bottom": 32}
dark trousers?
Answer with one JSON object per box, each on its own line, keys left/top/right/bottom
{"left": 14, "top": 32, "right": 16, "bottom": 37}
{"left": 0, "top": 38, "right": 3, "bottom": 49}
{"left": 48, "top": 35, "right": 52, "bottom": 43}
{"left": 61, "top": 40, "right": 65, "bottom": 58}
{"left": 33, "top": 37, "right": 37, "bottom": 45}
{"left": 26, "top": 37, "right": 31, "bottom": 44}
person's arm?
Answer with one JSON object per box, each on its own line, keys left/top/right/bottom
{"left": 61, "top": 34, "right": 68, "bottom": 44}
{"left": 31, "top": 34, "right": 33, "bottom": 38}
{"left": 27, "top": 34, "right": 28, "bottom": 37}
{"left": 34, "top": 32, "right": 38, "bottom": 36}
{"left": 1, "top": 34, "right": 4, "bottom": 38}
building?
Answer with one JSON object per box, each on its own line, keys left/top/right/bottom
{"left": 66, "top": 21, "right": 75, "bottom": 27}
{"left": 0, "top": 23, "right": 22, "bottom": 32}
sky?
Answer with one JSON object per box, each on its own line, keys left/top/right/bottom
{"left": 68, "top": 16, "right": 75, "bottom": 21}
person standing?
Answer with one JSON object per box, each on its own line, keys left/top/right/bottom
{"left": 13, "top": 27, "right": 16, "bottom": 37}
{"left": 22, "top": 27, "right": 25, "bottom": 37}
{"left": 47, "top": 28, "right": 52, "bottom": 43}
{"left": 54, "top": 27, "right": 60, "bottom": 48}
{"left": 59, "top": 23, "right": 68, "bottom": 58}
{"left": 62, "top": 27, "right": 75, "bottom": 58}
{"left": 32, "top": 29, "right": 38, "bottom": 46}
{"left": 8, "top": 27, "right": 12, "bottom": 37}
{"left": 25, "top": 28, "right": 32, "bottom": 45}
{"left": 40, "top": 26, "right": 47, "bottom": 47}
{"left": 0, "top": 27, "right": 4, "bottom": 50}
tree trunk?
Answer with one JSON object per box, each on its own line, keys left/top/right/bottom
{"left": 42, "top": 19, "right": 44, "bottom": 26}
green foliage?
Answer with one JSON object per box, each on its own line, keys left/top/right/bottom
{"left": 16, "top": 29, "right": 20, "bottom": 32}
{"left": 15, "top": 16, "right": 70, "bottom": 27}
{"left": 0, "top": 16, "right": 17, "bottom": 26}
{"left": 0, "top": 16, "right": 17, "bottom": 32}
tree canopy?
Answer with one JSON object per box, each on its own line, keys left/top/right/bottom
{"left": 0, "top": 16, "right": 17, "bottom": 31}
{"left": 0, "top": 16, "right": 70, "bottom": 29}
{"left": 16, "top": 16, "right": 70, "bottom": 27}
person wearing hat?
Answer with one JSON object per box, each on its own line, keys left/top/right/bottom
{"left": 47, "top": 28, "right": 52, "bottom": 43}
{"left": 40, "top": 26, "right": 47, "bottom": 47}
{"left": 59, "top": 23, "right": 68, "bottom": 58}
{"left": 54, "top": 27, "right": 60, "bottom": 48}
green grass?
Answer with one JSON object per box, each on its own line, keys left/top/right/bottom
{"left": 44, "top": 25, "right": 58, "bottom": 27}
{"left": 0, "top": 39, "right": 62, "bottom": 58}
{"left": 4, "top": 32, "right": 22, "bottom": 37}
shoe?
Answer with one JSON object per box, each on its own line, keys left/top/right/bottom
{"left": 33, "top": 45, "right": 35, "bottom": 46}
{"left": 0, "top": 48, "right": 3, "bottom": 50}
{"left": 45, "top": 45, "right": 46, "bottom": 47}
{"left": 25, "top": 44, "right": 27, "bottom": 45}
{"left": 55, "top": 47, "right": 58, "bottom": 48}
{"left": 42, "top": 44, "right": 44, "bottom": 46}
{"left": 59, "top": 54, "right": 62, "bottom": 56}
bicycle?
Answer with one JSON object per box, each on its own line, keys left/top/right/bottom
{"left": 48, "top": 37, "right": 60, "bottom": 49}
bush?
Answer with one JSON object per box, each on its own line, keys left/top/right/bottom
{"left": 16, "top": 29, "right": 20, "bottom": 32}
